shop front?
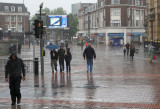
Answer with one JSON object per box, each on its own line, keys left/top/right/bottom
{"left": 126, "top": 32, "right": 142, "bottom": 44}
{"left": 98, "top": 33, "right": 106, "bottom": 45}
{"left": 108, "top": 33, "right": 124, "bottom": 46}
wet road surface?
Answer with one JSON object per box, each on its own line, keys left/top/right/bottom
{"left": 0, "top": 44, "right": 160, "bottom": 109}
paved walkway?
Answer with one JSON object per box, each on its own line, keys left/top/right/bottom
{"left": 0, "top": 44, "right": 160, "bottom": 109}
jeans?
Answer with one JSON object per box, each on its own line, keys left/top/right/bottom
{"left": 51, "top": 59, "right": 57, "bottom": 72}
{"left": 66, "top": 61, "right": 71, "bottom": 73}
{"left": 59, "top": 60, "right": 64, "bottom": 72}
{"left": 87, "top": 59, "right": 93, "bottom": 73}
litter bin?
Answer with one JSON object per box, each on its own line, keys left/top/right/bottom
{"left": 34, "top": 58, "right": 39, "bottom": 75}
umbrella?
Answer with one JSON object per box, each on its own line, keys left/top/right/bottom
{"left": 46, "top": 44, "right": 59, "bottom": 50}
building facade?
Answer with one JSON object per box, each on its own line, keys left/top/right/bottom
{"left": 147, "top": 0, "right": 160, "bottom": 41}
{"left": 0, "top": 2, "right": 30, "bottom": 41}
{"left": 72, "top": 2, "right": 95, "bottom": 17}
{"left": 77, "top": 0, "right": 147, "bottom": 46}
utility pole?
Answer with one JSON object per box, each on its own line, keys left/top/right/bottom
{"left": 39, "top": 3, "right": 44, "bottom": 75}
{"left": 88, "top": 12, "right": 91, "bottom": 41}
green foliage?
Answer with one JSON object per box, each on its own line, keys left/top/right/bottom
{"left": 66, "top": 13, "right": 79, "bottom": 37}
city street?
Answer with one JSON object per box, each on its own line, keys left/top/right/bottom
{"left": 0, "top": 44, "right": 160, "bottom": 109}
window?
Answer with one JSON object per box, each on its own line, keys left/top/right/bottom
{"left": 11, "top": 6, "right": 15, "bottom": 12}
{"left": 136, "top": 10, "right": 140, "bottom": 16}
{"left": 18, "top": 6, "right": 22, "bottom": 12}
{"left": 4, "top": 6, "right": 9, "bottom": 12}
{"left": 135, "top": 0, "right": 140, "bottom": 6}
{"left": 18, "top": 16, "right": 22, "bottom": 22}
{"left": 5, "top": 16, "right": 9, "bottom": 22}
{"left": 111, "top": 20, "right": 121, "bottom": 26}
{"left": 128, "top": 8, "right": 130, "bottom": 17}
{"left": 111, "top": 0, "right": 120, "bottom": 4}
{"left": 5, "top": 25, "right": 9, "bottom": 32}
{"left": 11, "top": 24, "right": 16, "bottom": 32}
{"left": 11, "top": 16, "right": 15, "bottom": 22}
{"left": 136, "top": 20, "right": 139, "bottom": 26}
{"left": 111, "top": 8, "right": 121, "bottom": 16}
{"left": 18, "top": 25, "right": 22, "bottom": 32}
{"left": 141, "top": 1, "right": 143, "bottom": 6}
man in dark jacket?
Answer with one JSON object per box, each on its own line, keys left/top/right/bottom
{"left": 65, "top": 48, "right": 72, "bottom": 73}
{"left": 83, "top": 43, "right": 96, "bottom": 73}
{"left": 125, "top": 43, "right": 130, "bottom": 56}
{"left": 58, "top": 46, "right": 65, "bottom": 72}
{"left": 50, "top": 49, "right": 58, "bottom": 73}
{"left": 5, "top": 52, "right": 25, "bottom": 105}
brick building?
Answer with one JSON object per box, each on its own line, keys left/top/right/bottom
{"left": 0, "top": 2, "right": 30, "bottom": 41}
{"left": 147, "top": 0, "right": 160, "bottom": 41}
{"left": 77, "top": 0, "right": 147, "bottom": 46}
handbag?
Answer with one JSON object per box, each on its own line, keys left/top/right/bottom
{"left": 153, "top": 54, "right": 157, "bottom": 59}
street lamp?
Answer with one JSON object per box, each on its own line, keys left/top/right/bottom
{"left": 93, "top": 27, "right": 98, "bottom": 47}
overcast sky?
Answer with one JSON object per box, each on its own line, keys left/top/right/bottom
{"left": 0, "top": 0, "right": 97, "bottom": 16}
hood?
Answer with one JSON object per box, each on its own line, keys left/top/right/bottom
{"left": 10, "top": 51, "right": 17, "bottom": 60}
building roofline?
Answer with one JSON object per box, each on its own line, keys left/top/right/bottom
{"left": 0, "top": 2, "right": 24, "bottom": 5}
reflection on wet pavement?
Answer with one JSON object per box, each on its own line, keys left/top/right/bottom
{"left": 0, "top": 45, "right": 160, "bottom": 108}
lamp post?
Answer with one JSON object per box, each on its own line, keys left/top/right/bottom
{"left": 23, "top": 0, "right": 25, "bottom": 45}
{"left": 94, "top": 27, "right": 98, "bottom": 47}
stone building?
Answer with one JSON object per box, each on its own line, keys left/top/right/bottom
{"left": 77, "top": 0, "right": 147, "bottom": 46}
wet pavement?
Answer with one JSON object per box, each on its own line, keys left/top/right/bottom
{"left": 0, "top": 44, "right": 160, "bottom": 109}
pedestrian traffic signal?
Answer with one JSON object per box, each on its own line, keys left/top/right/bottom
{"left": 37, "top": 21, "right": 43, "bottom": 34}
{"left": 33, "top": 19, "right": 39, "bottom": 38}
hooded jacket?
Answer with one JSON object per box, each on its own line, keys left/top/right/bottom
{"left": 5, "top": 52, "right": 25, "bottom": 78}
{"left": 65, "top": 48, "right": 72, "bottom": 62}
{"left": 83, "top": 46, "right": 96, "bottom": 60}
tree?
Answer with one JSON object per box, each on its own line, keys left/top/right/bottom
{"left": 65, "top": 13, "right": 79, "bottom": 41}
{"left": 52, "top": 7, "right": 67, "bottom": 15}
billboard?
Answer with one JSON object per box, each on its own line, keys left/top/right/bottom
{"left": 47, "top": 15, "right": 69, "bottom": 29}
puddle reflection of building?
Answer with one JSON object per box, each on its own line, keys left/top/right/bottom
{"left": 85, "top": 73, "right": 96, "bottom": 108}
{"left": 34, "top": 75, "right": 39, "bottom": 87}
{"left": 41, "top": 75, "right": 46, "bottom": 96}
{"left": 51, "top": 72, "right": 58, "bottom": 96}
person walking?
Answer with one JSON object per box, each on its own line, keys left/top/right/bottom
{"left": 148, "top": 46, "right": 154, "bottom": 63}
{"left": 130, "top": 43, "right": 135, "bottom": 59}
{"left": 50, "top": 49, "right": 58, "bottom": 73}
{"left": 123, "top": 46, "right": 126, "bottom": 57}
{"left": 125, "top": 43, "right": 130, "bottom": 56}
{"left": 5, "top": 52, "right": 25, "bottom": 105}
{"left": 65, "top": 48, "right": 72, "bottom": 73}
{"left": 18, "top": 43, "right": 21, "bottom": 54}
{"left": 58, "top": 46, "right": 65, "bottom": 72}
{"left": 81, "top": 41, "right": 84, "bottom": 50}
{"left": 83, "top": 43, "right": 96, "bottom": 73}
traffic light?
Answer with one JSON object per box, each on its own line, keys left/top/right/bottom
{"left": 33, "top": 19, "right": 39, "bottom": 38}
{"left": 37, "top": 21, "right": 43, "bottom": 34}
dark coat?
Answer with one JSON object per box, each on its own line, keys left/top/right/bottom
{"left": 5, "top": 52, "right": 25, "bottom": 78}
{"left": 50, "top": 50, "right": 58, "bottom": 60}
{"left": 83, "top": 46, "right": 96, "bottom": 60}
{"left": 130, "top": 47, "right": 135, "bottom": 56}
{"left": 58, "top": 48, "right": 65, "bottom": 61}
{"left": 65, "top": 51, "right": 72, "bottom": 62}
{"left": 125, "top": 43, "right": 130, "bottom": 49}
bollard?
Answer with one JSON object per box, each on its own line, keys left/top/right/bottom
{"left": 34, "top": 58, "right": 39, "bottom": 75}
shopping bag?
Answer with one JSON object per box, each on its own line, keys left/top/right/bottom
{"left": 148, "top": 57, "right": 151, "bottom": 62}
{"left": 153, "top": 54, "right": 157, "bottom": 59}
